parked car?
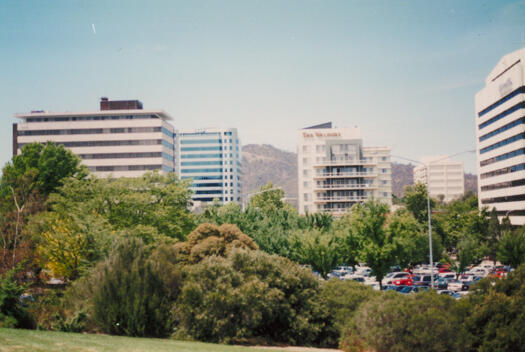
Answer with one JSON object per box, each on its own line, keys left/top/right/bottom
{"left": 438, "top": 272, "right": 456, "bottom": 280}
{"left": 382, "top": 272, "right": 410, "bottom": 285}
{"left": 412, "top": 274, "right": 437, "bottom": 287}
{"left": 438, "top": 290, "right": 461, "bottom": 299}
{"left": 446, "top": 279, "right": 467, "bottom": 292}
{"left": 392, "top": 277, "right": 413, "bottom": 286}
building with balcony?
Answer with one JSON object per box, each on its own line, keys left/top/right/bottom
{"left": 297, "top": 122, "right": 391, "bottom": 215}
{"left": 413, "top": 156, "right": 464, "bottom": 203}
{"left": 475, "top": 47, "right": 525, "bottom": 225}
{"left": 13, "top": 97, "right": 175, "bottom": 178}
{"left": 177, "top": 128, "right": 242, "bottom": 205}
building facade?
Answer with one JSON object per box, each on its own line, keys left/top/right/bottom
{"left": 297, "top": 122, "right": 392, "bottom": 215}
{"left": 475, "top": 47, "right": 525, "bottom": 225}
{"left": 413, "top": 156, "right": 465, "bottom": 203}
{"left": 177, "top": 128, "right": 242, "bottom": 205}
{"left": 13, "top": 98, "right": 175, "bottom": 178}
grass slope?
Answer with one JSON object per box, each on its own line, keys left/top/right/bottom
{"left": 0, "top": 328, "right": 290, "bottom": 352}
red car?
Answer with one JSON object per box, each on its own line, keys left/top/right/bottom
{"left": 392, "top": 277, "right": 413, "bottom": 286}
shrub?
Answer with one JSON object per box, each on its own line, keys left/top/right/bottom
{"left": 0, "top": 267, "right": 34, "bottom": 329}
{"left": 176, "top": 223, "right": 258, "bottom": 264}
{"left": 341, "top": 291, "right": 463, "bottom": 352}
{"left": 462, "top": 264, "right": 525, "bottom": 351}
{"left": 176, "top": 249, "right": 328, "bottom": 345}
{"left": 92, "top": 238, "right": 175, "bottom": 337}
{"left": 318, "top": 279, "right": 379, "bottom": 346}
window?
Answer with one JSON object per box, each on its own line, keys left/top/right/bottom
{"left": 303, "top": 169, "right": 309, "bottom": 176}
{"left": 303, "top": 158, "right": 308, "bottom": 165}
{"left": 303, "top": 145, "right": 309, "bottom": 153}
{"left": 303, "top": 193, "right": 308, "bottom": 201}
{"left": 303, "top": 181, "right": 309, "bottom": 188}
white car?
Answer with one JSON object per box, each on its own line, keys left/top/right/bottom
{"left": 438, "top": 272, "right": 456, "bottom": 280}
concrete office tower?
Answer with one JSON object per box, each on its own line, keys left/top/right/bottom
{"left": 413, "top": 156, "right": 465, "bottom": 202}
{"left": 475, "top": 47, "right": 525, "bottom": 225}
{"left": 177, "top": 128, "right": 242, "bottom": 205}
{"left": 297, "top": 122, "right": 391, "bottom": 215}
{"left": 13, "top": 97, "right": 176, "bottom": 178}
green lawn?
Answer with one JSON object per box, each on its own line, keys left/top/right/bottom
{"left": 0, "top": 328, "right": 294, "bottom": 352}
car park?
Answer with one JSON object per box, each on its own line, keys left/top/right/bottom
{"left": 392, "top": 277, "right": 413, "bottom": 286}
{"left": 446, "top": 279, "right": 466, "bottom": 292}
{"left": 438, "top": 290, "right": 461, "bottom": 299}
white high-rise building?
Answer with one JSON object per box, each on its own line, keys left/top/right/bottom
{"left": 413, "top": 156, "right": 464, "bottom": 203}
{"left": 475, "top": 47, "right": 525, "bottom": 225}
{"left": 13, "top": 98, "right": 176, "bottom": 178}
{"left": 177, "top": 128, "right": 242, "bottom": 205}
{"left": 297, "top": 122, "right": 391, "bottom": 215}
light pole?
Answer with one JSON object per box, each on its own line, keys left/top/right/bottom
{"left": 393, "top": 149, "right": 475, "bottom": 289}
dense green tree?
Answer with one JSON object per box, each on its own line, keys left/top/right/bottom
{"left": 498, "top": 229, "right": 525, "bottom": 269}
{"left": 403, "top": 182, "right": 434, "bottom": 223}
{"left": 487, "top": 208, "right": 501, "bottom": 264}
{"left": 0, "top": 267, "right": 34, "bottom": 328}
{"left": 0, "top": 142, "right": 87, "bottom": 199}
{"left": 248, "top": 182, "right": 286, "bottom": 211}
{"left": 289, "top": 229, "right": 342, "bottom": 279}
{"left": 350, "top": 200, "right": 399, "bottom": 289}
{"left": 48, "top": 172, "right": 195, "bottom": 240}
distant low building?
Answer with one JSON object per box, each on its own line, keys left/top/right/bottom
{"left": 13, "top": 97, "right": 176, "bottom": 178}
{"left": 297, "top": 122, "right": 392, "bottom": 215}
{"left": 413, "top": 156, "right": 465, "bottom": 202}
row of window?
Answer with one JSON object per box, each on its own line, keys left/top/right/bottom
{"left": 478, "top": 101, "right": 525, "bottom": 130}
{"left": 481, "top": 193, "right": 525, "bottom": 205}
{"left": 24, "top": 114, "right": 160, "bottom": 123}
{"left": 192, "top": 196, "right": 241, "bottom": 202}
{"left": 480, "top": 132, "right": 525, "bottom": 154}
{"left": 480, "top": 177, "right": 525, "bottom": 192}
{"left": 181, "top": 146, "right": 222, "bottom": 151}
{"left": 480, "top": 148, "right": 525, "bottom": 167}
{"left": 88, "top": 164, "right": 162, "bottom": 172}
{"left": 19, "top": 139, "right": 164, "bottom": 148}
{"left": 78, "top": 152, "right": 173, "bottom": 160}
{"left": 191, "top": 183, "right": 223, "bottom": 188}
{"left": 479, "top": 117, "right": 525, "bottom": 142}
{"left": 480, "top": 162, "right": 525, "bottom": 179}
{"left": 180, "top": 168, "right": 222, "bottom": 173}
{"left": 180, "top": 139, "right": 235, "bottom": 145}
{"left": 181, "top": 153, "right": 222, "bottom": 159}
{"left": 181, "top": 175, "right": 222, "bottom": 180}
{"left": 478, "top": 86, "right": 525, "bottom": 118}
{"left": 181, "top": 161, "right": 223, "bottom": 166}
{"left": 18, "top": 126, "right": 162, "bottom": 136}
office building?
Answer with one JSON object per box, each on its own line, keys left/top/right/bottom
{"left": 177, "top": 128, "right": 242, "bottom": 205}
{"left": 413, "top": 156, "right": 465, "bottom": 202}
{"left": 297, "top": 122, "right": 391, "bottom": 215}
{"left": 13, "top": 97, "right": 176, "bottom": 178}
{"left": 475, "top": 47, "right": 525, "bottom": 225}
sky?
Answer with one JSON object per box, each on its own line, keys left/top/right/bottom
{"left": 1, "top": 0, "right": 525, "bottom": 173}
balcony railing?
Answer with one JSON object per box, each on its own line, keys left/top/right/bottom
{"left": 314, "top": 184, "right": 376, "bottom": 190}
{"left": 313, "top": 159, "right": 377, "bottom": 167}
{"left": 313, "top": 171, "right": 377, "bottom": 178}
{"left": 314, "top": 195, "right": 369, "bottom": 203}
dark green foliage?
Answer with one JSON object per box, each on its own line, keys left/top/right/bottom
{"left": 53, "top": 310, "right": 87, "bottom": 332}
{"left": 342, "top": 292, "right": 463, "bottom": 352}
{"left": 177, "top": 249, "right": 329, "bottom": 345}
{"left": 498, "top": 228, "right": 525, "bottom": 269}
{"left": 1, "top": 142, "right": 87, "bottom": 199}
{"left": 403, "top": 182, "right": 434, "bottom": 223}
{"left": 318, "top": 279, "right": 378, "bottom": 347}
{"left": 462, "top": 264, "right": 525, "bottom": 351}
{"left": 0, "top": 268, "right": 34, "bottom": 329}
{"left": 93, "top": 239, "right": 174, "bottom": 337}
{"left": 289, "top": 229, "right": 343, "bottom": 279}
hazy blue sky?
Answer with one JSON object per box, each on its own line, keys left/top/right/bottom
{"left": 2, "top": 0, "right": 525, "bottom": 173}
